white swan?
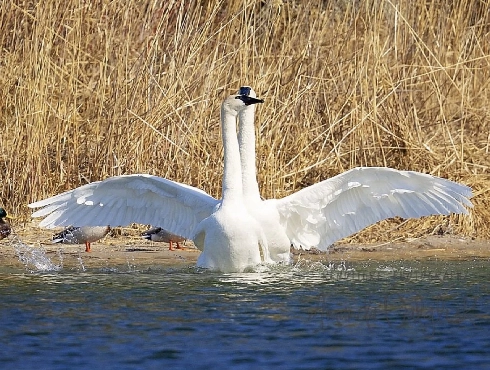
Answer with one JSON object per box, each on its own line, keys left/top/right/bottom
{"left": 29, "top": 92, "right": 270, "bottom": 272}
{"left": 235, "top": 86, "right": 473, "bottom": 258}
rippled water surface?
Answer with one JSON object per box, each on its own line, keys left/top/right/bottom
{"left": 1, "top": 259, "right": 489, "bottom": 369}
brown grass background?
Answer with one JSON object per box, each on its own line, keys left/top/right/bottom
{"left": 1, "top": 0, "right": 489, "bottom": 243}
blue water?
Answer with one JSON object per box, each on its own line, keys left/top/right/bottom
{"left": 1, "top": 258, "right": 489, "bottom": 369}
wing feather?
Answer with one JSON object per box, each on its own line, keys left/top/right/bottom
{"left": 274, "top": 167, "right": 473, "bottom": 250}
{"left": 29, "top": 174, "right": 219, "bottom": 239}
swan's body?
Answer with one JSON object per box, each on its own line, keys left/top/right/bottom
{"left": 141, "top": 226, "right": 186, "bottom": 250}
{"left": 0, "top": 208, "right": 12, "bottom": 240}
{"left": 52, "top": 225, "right": 111, "bottom": 252}
{"left": 30, "top": 92, "right": 268, "bottom": 272}
{"left": 29, "top": 87, "right": 473, "bottom": 271}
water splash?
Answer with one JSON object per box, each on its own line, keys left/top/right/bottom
{"left": 126, "top": 257, "right": 139, "bottom": 272}
{"left": 10, "top": 236, "right": 61, "bottom": 272}
{"left": 292, "top": 257, "right": 355, "bottom": 272}
{"left": 76, "top": 252, "right": 86, "bottom": 272}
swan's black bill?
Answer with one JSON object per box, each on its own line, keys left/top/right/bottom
{"left": 236, "top": 95, "right": 264, "bottom": 106}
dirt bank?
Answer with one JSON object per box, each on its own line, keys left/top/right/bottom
{"left": 1, "top": 226, "right": 488, "bottom": 270}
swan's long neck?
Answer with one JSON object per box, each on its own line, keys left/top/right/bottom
{"left": 238, "top": 105, "right": 261, "bottom": 201}
{"left": 221, "top": 105, "right": 243, "bottom": 202}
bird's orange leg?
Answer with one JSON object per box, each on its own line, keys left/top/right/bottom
{"left": 85, "top": 242, "right": 91, "bottom": 252}
{"left": 169, "top": 241, "right": 175, "bottom": 251}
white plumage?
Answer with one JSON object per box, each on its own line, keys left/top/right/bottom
{"left": 29, "top": 87, "right": 473, "bottom": 271}
{"left": 273, "top": 166, "right": 472, "bottom": 249}
{"left": 32, "top": 175, "right": 216, "bottom": 238}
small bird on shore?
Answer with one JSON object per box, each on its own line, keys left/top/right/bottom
{"left": 52, "top": 226, "right": 111, "bottom": 252}
{"left": 0, "top": 208, "right": 12, "bottom": 240}
{"left": 141, "top": 227, "right": 187, "bottom": 250}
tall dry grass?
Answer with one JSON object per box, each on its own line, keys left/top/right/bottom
{"left": 1, "top": 0, "right": 489, "bottom": 242}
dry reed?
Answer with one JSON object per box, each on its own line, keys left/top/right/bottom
{"left": 1, "top": 0, "right": 489, "bottom": 242}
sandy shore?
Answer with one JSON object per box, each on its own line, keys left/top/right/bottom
{"left": 1, "top": 226, "right": 489, "bottom": 270}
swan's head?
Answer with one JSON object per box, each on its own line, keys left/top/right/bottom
{"left": 222, "top": 91, "right": 264, "bottom": 116}
{"left": 237, "top": 86, "right": 256, "bottom": 98}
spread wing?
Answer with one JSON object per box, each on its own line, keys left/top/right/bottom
{"left": 272, "top": 167, "right": 473, "bottom": 250}
{"left": 29, "top": 174, "right": 220, "bottom": 239}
